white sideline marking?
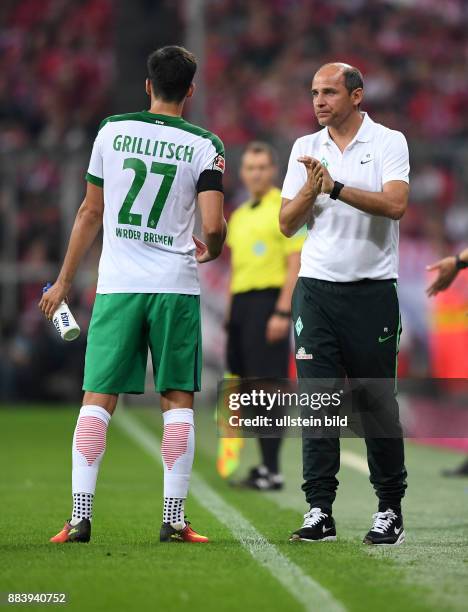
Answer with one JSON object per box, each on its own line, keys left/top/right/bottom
{"left": 340, "top": 451, "right": 369, "bottom": 475}
{"left": 115, "top": 410, "right": 346, "bottom": 612}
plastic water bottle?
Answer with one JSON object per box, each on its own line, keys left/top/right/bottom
{"left": 42, "top": 283, "right": 81, "bottom": 342}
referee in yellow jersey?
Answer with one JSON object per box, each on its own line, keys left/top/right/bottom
{"left": 226, "top": 141, "right": 305, "bottom": 490}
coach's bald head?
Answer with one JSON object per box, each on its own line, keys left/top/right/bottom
{"left": 315, "top": 63, "right": 364, "bottom": 94}
{"left": 311, "top": 62, "right": 364, "bottom": 127}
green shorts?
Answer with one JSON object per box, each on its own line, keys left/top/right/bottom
{"left": 83, "top": 293, "right": 202, "bottom": 394}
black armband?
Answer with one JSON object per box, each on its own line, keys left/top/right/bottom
{"left": 197, "top": 169, "right": 224, "bottom": 194}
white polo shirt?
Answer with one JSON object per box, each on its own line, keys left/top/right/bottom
{"left": 281, "top": 112, "right": 409, "bottom": 282}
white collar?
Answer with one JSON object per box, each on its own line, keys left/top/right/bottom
{"left": 319, "top": 112, "right": 374, "bottom": 147}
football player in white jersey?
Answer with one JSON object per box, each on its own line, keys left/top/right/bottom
{"left": 39, "top": 46, "right": 226, "bottom": 544}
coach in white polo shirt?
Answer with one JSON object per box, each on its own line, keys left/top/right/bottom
{"left": 280, "top": 62, "right": 409, "bottom": 546}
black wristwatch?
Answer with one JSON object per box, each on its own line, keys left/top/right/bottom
{"left": 330, "top": 181, "right": 344, "bottom": 200}
{"left": 455, "top": 253, "right": 468, "bottom": 270}
{"left": 274, "top": 309, "right": 291, "bottom": 319}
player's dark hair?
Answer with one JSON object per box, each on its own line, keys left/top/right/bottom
{"left": 147, "top": 46, "right": 197, "bottom": 103}
{"left": 243, "top": 141, "right": 278, "bottom": 165}
{"left": 343, "top": 66, "right": 364, "bottom": 94}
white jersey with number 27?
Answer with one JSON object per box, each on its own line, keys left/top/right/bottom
{"left": 86, "top": 111, "right": 225, "bottom": 294}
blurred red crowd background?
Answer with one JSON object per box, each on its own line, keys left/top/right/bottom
{"left": 0, "top": 0, "right": 467, "bottom": 400}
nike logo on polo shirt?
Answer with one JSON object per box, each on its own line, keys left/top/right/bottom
{"left": 360, "top": 159, "right": 372, "bottom": 165}
{"left": 378, "top": 334, "right": 394, "bottom": 343}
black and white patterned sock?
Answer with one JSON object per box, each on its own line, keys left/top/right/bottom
{"left": 71, "top": 492, "right": 93, "bottom": 525}
{"left": 163, "top": 497, "right": 185, "bottom": 529}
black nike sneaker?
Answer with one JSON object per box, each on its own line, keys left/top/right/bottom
{"left": 230, "top": 466, "right": 284, "bottom": 491}
{"left": 289, "top": 508, "right": 336, "bottom": 542}
{"left": 363, "top": 509, "right": 405, "bottom": 545}
{"left": 50, "top": 518, "right": 91, "bottom": 543}
{"left": 160, "top": 520, "right": 209, "bottom": 543}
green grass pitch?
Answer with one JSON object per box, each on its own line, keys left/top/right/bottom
{"left": 1, "top": 405, "right": 467, "bottom": 612}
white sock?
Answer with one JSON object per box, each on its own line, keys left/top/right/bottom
{"left": 71, "top": 405, "right": 111, "bottom": 525}
{"left": 161, "top": 408, "right": 194, "bottom": 529}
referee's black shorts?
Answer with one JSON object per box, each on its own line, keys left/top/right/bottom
{"left": 226, "top": 289, "right": 290, "bottom": 378}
